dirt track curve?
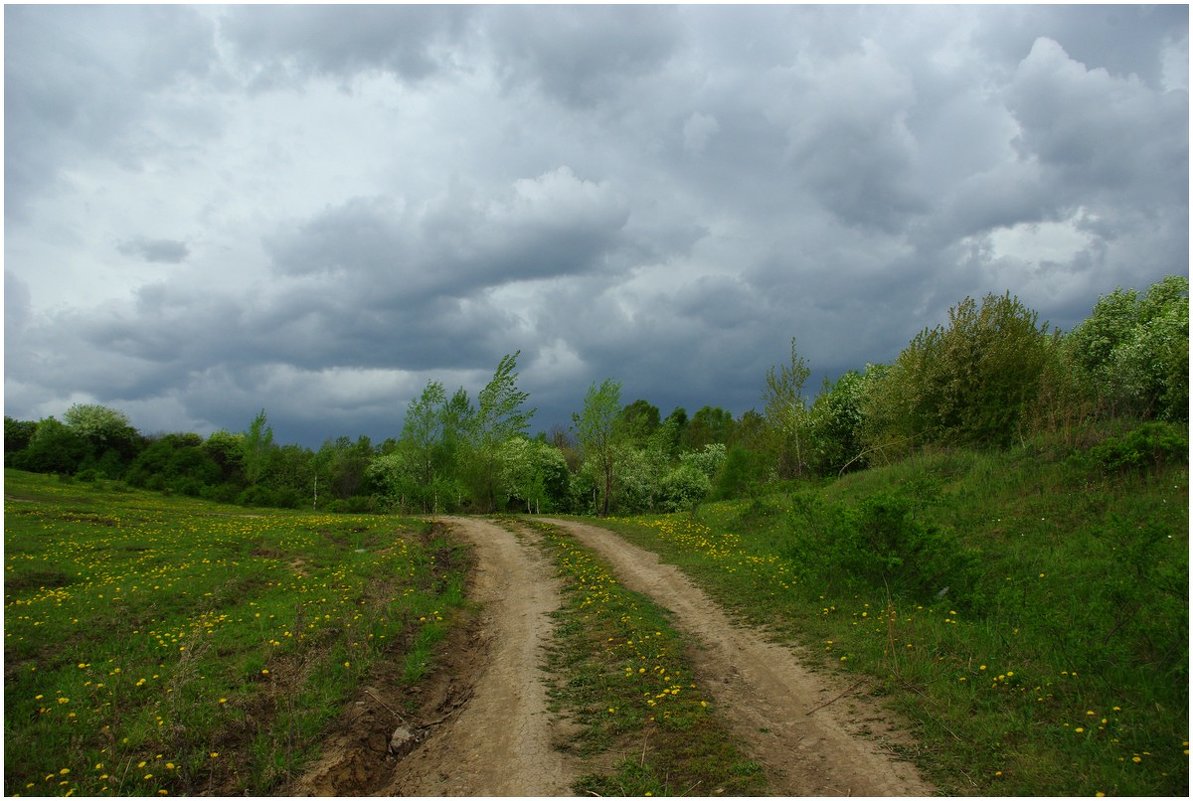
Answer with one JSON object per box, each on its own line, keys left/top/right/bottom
{"left": 542, "top": 518, "right": 932, "bottom": 797}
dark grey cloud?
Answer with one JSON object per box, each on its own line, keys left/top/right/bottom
{"left": 4, "top": 5, "right": 217, "bottom": 220}
{"left": 1006, "top": 36, "right": 1188, "bottom": 207}
{"left": 265, "top": 168, "right": 630, "bottom": 297}
{"left": 4, "top": 5, "right": 1186, "bottom": 446}
{"left": 974, "top": 4, "right": 1188, "bottom": 90}
{"left": 117, "top": 238, "right": 190, "bottom": 264}
{"left": 483, "top": 5, "right": 681, "bottom": 107}
{"left": 220, "top": 5, "right": 472, "bottom": 87}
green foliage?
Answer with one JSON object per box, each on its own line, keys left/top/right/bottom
{"left": 5, "top": 416, "right": 38, "bottom": 455}
{"left": 1078, "top": 422, "right": 1188, "bottom": 474}
{"left": 315, "top": 435, "right": 374, "bottom": 502}
{"left": 1068, "top": 276, "right": 1189, "bottom": 421}
{"left": 125, "top": 433, "right": 221, "bottom": 495}
{"left": 1068, "top": 276, "right": 1188, "bottom": 420}
{"left": 9, "top": 417, "right": 90, "bottom": 474}
{"left": 472, "top": 351, "right": 534, "bottom": 448}
{"left": 241, "top": 409, "right": 275, "bottom": 487}
{"left": 464, "top": 352, "right": 536, "bottom": 512}
{"left": 203, "top": 430, "right": 245, "bottom": 484}
{"left": 574, "top": 379, "right": 623, "bottom": 516}
{"left": 807, "top": 369, "right": 867, "bottom": 474}
{"left": 711, "top": 446, "right": 769, "bottom": 500}
{"left": 862, "top": 292, "right": 1050, "bottom": 451}
{"left": 762, "top": 338, "right": 812, "bottom": 478}
{"left": 63, "top": 403, "right": 138, "bottom": 455}
{"left": 785, "top": 488, "right": 978, "bottom": 604}
{"left": 618, "top": 399, "right": 660, "bottom": 446}
{"left": 682, "top": 405, "right": 735, "bottom": 450}
{"left": 608, "top": 443, "right": 658, "bottom": 514}
{"left": 679, "top": 442, "right": 726, "bottom": 480}
{"left": 497, "top": 436, "right": 569, "bottom": 512}
{"left": 657, "top": 463, "right": 711, "bottom": 513}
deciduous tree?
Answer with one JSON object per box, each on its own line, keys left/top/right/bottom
{"left": 574, "top": 378, "right": 622, "bottom": 516}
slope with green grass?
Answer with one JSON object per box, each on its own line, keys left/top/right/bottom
{"left": 596, "top": 424, "right": 1188, "bottom": 796}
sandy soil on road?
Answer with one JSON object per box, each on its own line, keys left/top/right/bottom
{"left": 380, "top": 517, "right": 579, "bottom": 797}
{"left": 542, "top": 517, "right": 933, "bottom": 797}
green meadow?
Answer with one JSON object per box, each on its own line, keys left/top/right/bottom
{"left": 3, "top": 469, "right": 469, "bottom": 797}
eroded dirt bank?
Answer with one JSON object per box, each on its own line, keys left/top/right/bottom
{"left": 542, "top": 517, "right": 933, "bottom": 797}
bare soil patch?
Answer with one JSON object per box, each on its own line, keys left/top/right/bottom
{"left": 542, "top": 517, "right": 933, "bottom": 797}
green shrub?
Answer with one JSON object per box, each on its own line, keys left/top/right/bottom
{"left": 785, "top": 489, "right": 978, "bottom": 606}
{"left": 861, "top": 292, "right": 1051, "bottom": 451}
{"left": 658, "top": 463, "right": 711, "bottom": 512}
{"left": 1068, "top": 275, "right": 1189, "bottom": 421}
{"left": 1079, "top": 421, "right": 1188, "bottom": 474}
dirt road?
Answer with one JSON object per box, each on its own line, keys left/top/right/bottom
{"left": 381, "top": 517, "right": 579, "bottom": 796}
{"left": 542, "top": 518, "right": 932, "bottom": 796}
{"left": 292, "top": 516, "right": 930, "bottom": 796}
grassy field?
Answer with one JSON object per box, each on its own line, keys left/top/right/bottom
{"left": 595, "top": 431, "right": 1188, "bottom": 796}
{"left": 4, "top": 469, "right": 469, "bottom": 797}
{"left": 509, "top": 518, "right": 766, "bottom": 796}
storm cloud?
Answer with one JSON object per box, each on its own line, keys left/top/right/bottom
{"left": 4, "top": 5, "right": 1187, "bottom": 446}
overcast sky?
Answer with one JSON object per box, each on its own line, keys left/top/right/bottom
{"left": 4, "top": 4, "right": 1189, "bottom": 447}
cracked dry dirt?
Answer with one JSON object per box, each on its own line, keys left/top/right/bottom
{"left": 289, "top": 517, "right": 932, "bottom": 796}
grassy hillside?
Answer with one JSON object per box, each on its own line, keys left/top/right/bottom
{"left": 596, "top": 424, "right": 1188, "bottom": 796}
{"left": 3, "top": 469, "right": 469, "bottom": 797}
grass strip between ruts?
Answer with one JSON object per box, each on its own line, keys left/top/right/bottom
{"left": 506, "top": 517, "right": 766, "bottom": 797}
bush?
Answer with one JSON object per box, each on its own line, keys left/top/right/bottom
{"left": 785, "top": 489, "right": 978, "bottom": 606}
{"left": 658, "top": 464, "right": 711, "bottom": 512}
{"left": 861, "top": 292, "right": 1050, "bottom": 451}
{"left": 712, "top": 447, "right": 769, "bottom": 500}
{"left": 1068, "top": 275, "right": 1189, "bottom": 421}
{"left": 1078, "top": 422, "right": 1188, "bottom": 474}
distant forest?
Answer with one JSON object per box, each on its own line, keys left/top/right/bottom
{"left": 6, "top": 275, "right": 1187, "bottom": 515}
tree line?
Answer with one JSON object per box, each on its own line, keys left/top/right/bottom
{"left": 5, "top": 275, "right": 1186, "bottom": 515}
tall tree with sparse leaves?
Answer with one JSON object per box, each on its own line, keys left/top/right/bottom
{"left": 465, "top": 352, "right": 535, "bottom": 512}
{"left": 763, "top": 338, "right": 812, "bottom": 478}
{"left": 573, "top": 378, "right": 622, "bottom": 516}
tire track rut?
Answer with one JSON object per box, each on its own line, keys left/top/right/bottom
{"left": 542, "top": 517, "right": 932, "bottom": 797}
{"left": 381, "top": 517, "right": 579, "bottom": 796}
